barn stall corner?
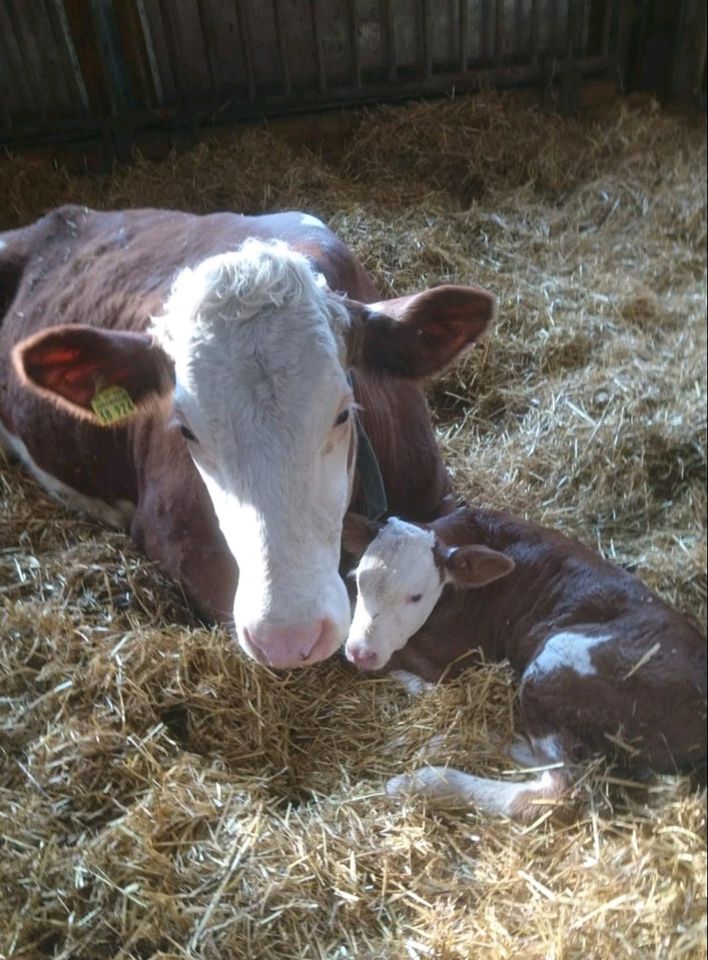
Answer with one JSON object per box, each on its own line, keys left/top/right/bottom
{"left": 1, "top": 1, "right": 707, "bottom": 958}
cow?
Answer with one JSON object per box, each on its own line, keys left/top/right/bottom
{"left": 342, "top": 508, "right": 707, "bottom": 819}
{"left": 0, "top": 205, "right": 495, "bottom": 669}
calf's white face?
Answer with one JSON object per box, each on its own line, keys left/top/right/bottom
{"left": 345, "top": 517, "right": 515, "bottom": 670}
{"left": 346, "top": 519, "right": 445, "bottom": 669}
{"left": 153, "top": 240, "right": 354, "bottom": 669}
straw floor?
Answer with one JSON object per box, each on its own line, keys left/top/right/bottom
{"left": 1, "top": 87, "right": 706, "bottom": 959}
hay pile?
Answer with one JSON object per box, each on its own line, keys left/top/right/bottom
{"left": 1, "top": 88, "right": 706, "bottom": 959}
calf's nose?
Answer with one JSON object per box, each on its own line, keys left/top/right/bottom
{"left": 242, "top": 619, "right": 336, "bottom": 669}
{"left": 346, "top": 644, "right": 379, "bottom": 670}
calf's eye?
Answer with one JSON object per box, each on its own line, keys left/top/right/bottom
{"left": 408, "top": 593, "right": 423, "bottom": 603}
{"left": 180, "top": 425, "right": 197, "bottom": 442}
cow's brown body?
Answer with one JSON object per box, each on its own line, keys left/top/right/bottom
{"left": 0, "top": 206, "right": 455, "bottom": 627}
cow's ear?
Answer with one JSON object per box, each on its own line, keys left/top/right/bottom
{"left": 349, "top": 284, "right": 494, "bottom": 379}
{"left": 13, "top": 324, "right": 174, "bottom": 425}
{"left": 342, "top": 512, "right": 383, "bottom": 563}
{"left": 438, "top": 543, "right": 514, "bottom": 588}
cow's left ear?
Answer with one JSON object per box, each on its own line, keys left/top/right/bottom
{"left": 349, "top": 284, "right": 494, "bottom": 379}
{"left": 437, "top": 542, "right": 514, "bottom": 588}
{"left": 13, "top": 324, "right": 174, "bottom": 425}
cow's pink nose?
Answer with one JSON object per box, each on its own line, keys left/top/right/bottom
{"left": 242, "top": 619, "right": 335, "bottom": 669}
{"left": 346, "top": 645, "right": 379, "bottom": 669}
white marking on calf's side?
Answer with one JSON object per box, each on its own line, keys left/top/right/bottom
{"left": 522, "top": 631, "right": 613, "bottom": 683}
{"left": 0, "top": 419, "right": 135, "bottom": 529}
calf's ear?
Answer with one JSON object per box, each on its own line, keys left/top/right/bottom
{"left": 349, "top": 284, "right": 494, "bottom": 379}
{"left": 13, "top": 324, "right": 174, "bottom": 425}
{"left": 342, "top": 513, "right": 383, "bottom": 563}
{"left": 442, "top": 544, "right": 514, "bottom": 588}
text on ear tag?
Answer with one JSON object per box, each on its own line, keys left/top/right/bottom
{"left": 91, "top": 385, "right": 136, "bottom": 425}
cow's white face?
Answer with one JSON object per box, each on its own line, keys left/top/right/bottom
{"left": 152, "top": 241, "right": 355, "bottom": 668}
{"left": 346, "top": 519, "right": 445, "bottom": 670}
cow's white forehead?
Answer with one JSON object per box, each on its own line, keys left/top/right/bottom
{"left": 152, "top": 238, "right": 350, "bottom": 360}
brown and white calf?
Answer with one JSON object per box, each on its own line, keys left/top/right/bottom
{"left": 0, "top": 206, "right": 494, "bottom": 669}
{"left": 343, "top": 508, "right": 707, "bottom": 819}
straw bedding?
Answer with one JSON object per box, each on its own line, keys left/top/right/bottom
{"left": 1, "top": 88, "right": 706, "bottom": 959}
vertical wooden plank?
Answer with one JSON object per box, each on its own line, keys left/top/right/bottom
{"left": 615, "top": 0, "right": 633, "bottom": 91}
{"left": 195, "top": 0, "right": 222, "bottom": 96}
{"left": 134, "top": 0, "right": 165, "bottom": 105}
{"left": 384, "top": 0, "right": 397, "bottom": 82}
{"left": 480, "top": 0, "right": 492, "bottom": 64}
{"left": 458, "top": 0, "right": 469, "bottom": 72}
{"left": 310, "top": 0, "right": 328, "bottom": 91}
{"left": 3, "top": 0, "right": 48, "bottom": 121}
{"left": 422, "top": 0, "right": 432, "bottom": 78}
{"left": 601, "top": 0, "right": 613, "bottom": 56}
{"left": 156, "top": 0, "right": 185, "bottom": 108}
{"left": 529, "top": 0, "right": 540, "bottom": 63}
{"left": 272, "top": 0, "right": 292, "bottom": 95}
{"left": 550, "top": 0, "right": 560, "bottom": 54}
{"left": 47, "top": 0, "right": 90, "bottom": 112}
{"left": 234, "top": 0, "right": 256, "bottom": 101}
{"left": 347, "top": 0, "right": 362, "bottom": 87}
{"left": 494, "top": 0, "right": 504, "bottom": 70}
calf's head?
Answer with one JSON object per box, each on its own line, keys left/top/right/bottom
{"left": 13, "top": 239, "right": 494, "bottom": 669}
{"left": 344, "top": 514, "right": 514, "bottom": 670}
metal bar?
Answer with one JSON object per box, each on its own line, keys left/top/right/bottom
{"left": 385, "top": 0, "right": 397, "bottom": 83}
{"left": 234, "top": 0, "right": 256, "bottom": 102}
{"left": 48, "top": 0, "right": 90, "bottom": 112}
{"left": 347, "top": 0, "right": 361, "bottom": 88}
{"left": 134, "top": 0, "right": 165, "bottom": 106}
{"left": 422, "top": 0, "right": 432, "bottom": 79}
{"left": 310, "top": 0, "right": 327, "bottom": 92}
{"left": 494, "top": 0, "right": 504, "bottom": 70}
{"left": 458, "top": 0, "right": 469, "bottom": 73}
{"left": 272, "top": 0, "right": 292, "bottom": 96}
{"left": 195, "top": 0, "right": 222, "bottom": 97}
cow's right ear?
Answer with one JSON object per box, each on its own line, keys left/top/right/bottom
{"left": 342, "top": 512, "right": 383, "bottom": 563}
{"left": 347, "top": 284, "right": 494, "bottom": 380}
{"left": 12, "top": 324, "right": 174, "bottom": 425}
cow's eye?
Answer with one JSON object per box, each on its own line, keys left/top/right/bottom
{"left": 408, "top": 593, "right": 423, "bottom": 603}
{"left": 334, "top": 408, "right": 350, "bottom": 427}
{"left": 180, "top": 425, "right": 197, "bottom": 442}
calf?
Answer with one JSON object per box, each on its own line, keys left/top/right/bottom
{"left": 343, "top": 508, "right": 707, "bottom": 819}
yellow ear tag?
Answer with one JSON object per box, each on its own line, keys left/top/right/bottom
{"left": 90, "top": 385, "right": 136, "bottom": 425}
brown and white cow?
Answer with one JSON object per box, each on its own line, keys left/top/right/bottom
{"left": 343, "top": 508, "right": 707, "bottom": 819}
{"left": 0, "top": 205, "right": 494, "bottom": 669}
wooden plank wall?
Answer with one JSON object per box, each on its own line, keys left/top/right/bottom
{"left": 0, "top": 0, "right": 628, "bottom": 152}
